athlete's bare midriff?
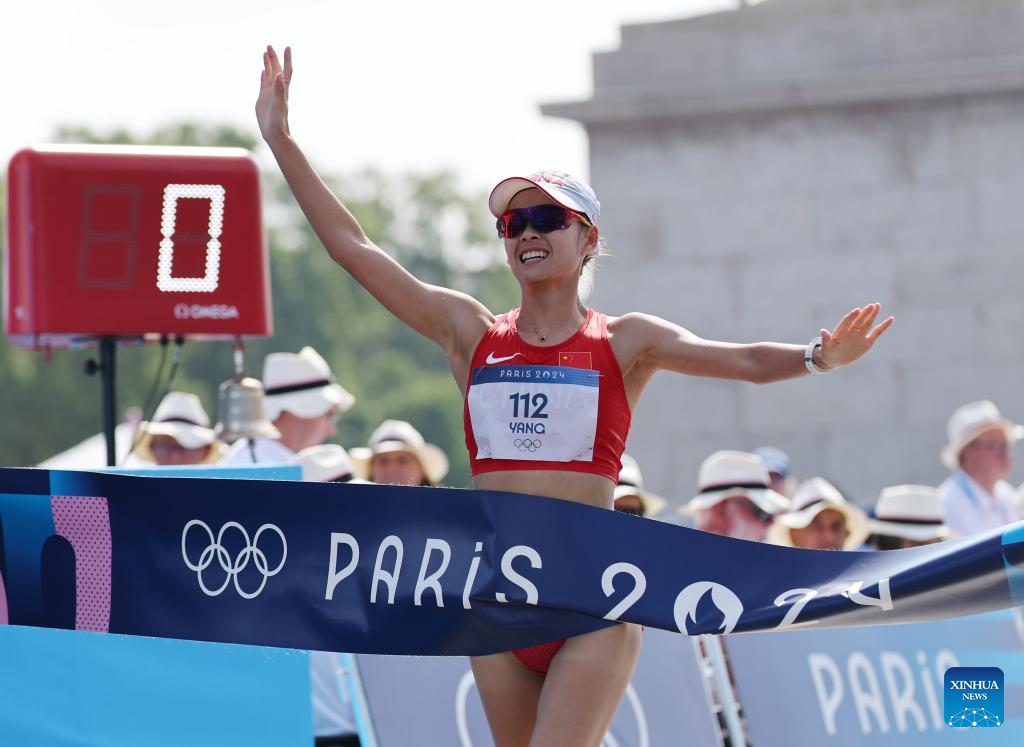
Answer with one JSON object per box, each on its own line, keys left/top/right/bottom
{"left": 473, "top": 469, "right": 615, "bottom": 510}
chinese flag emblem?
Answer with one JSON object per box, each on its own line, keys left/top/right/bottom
{"left": 558, "top": 351, "right": 592, "bottom": 369}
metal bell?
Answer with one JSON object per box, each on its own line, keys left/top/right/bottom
{"left": 214, "top": 376, "right": 281, "bottom": 443}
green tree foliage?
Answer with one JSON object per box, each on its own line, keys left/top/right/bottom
{"left": 0, "top": 123, "right": 519, "bottom": 485}
{"left": 53, "top": 122, "right": 262, "bottom": 151}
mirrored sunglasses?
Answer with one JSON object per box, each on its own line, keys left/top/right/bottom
{"left": 496, "top": 204, "right": 591, "bottom": 239}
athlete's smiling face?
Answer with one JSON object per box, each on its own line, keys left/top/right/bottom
{"left": 503, "top": 189, "right": 596, "bottom": 286}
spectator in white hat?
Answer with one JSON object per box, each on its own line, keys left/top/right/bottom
{"left": 937, "top": 400, "right": 1022, "bottom": 538}
{"left": 613, "top": 454, "right": 667, "bottom": 518}
{"left": 867, "top": 484, "right": 951, "bottom": 550}
{"left": 681, "top": 451, "right": 790, "bottom": 541}
{"left": 767, "top": 477, "right": 869, "bottom": 550}
{"left": 222, "top": 346, "right": 354, "bottom": 465}
{"left": 292, "top": 444, "right": 358, "bottom": 483}
{"left": 349, "top": 419, "right": 449, "bottom": 487}
{"left": 135, "top": 392, "right": 226, "bottom": 466}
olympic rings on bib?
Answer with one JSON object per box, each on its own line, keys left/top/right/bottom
{"left": 514, "top": 439, "right": 542, "bottom": 452}
{"left": 181, "top": 519, "right": 288, "bottom": 599}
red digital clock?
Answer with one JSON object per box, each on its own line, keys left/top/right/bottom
{"left": 4, "top": 144, "right": 273, "bottom": 348}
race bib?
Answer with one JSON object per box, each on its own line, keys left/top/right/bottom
{"left": 468, "top": 365, "right": 599, "bottom": 462}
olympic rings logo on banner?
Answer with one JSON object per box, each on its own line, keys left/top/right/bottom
{"left": 514, "top": 439, "right": 542, "bottom": 452}
{"left": 181, "top": 520, "right": 287, "bottom": 599}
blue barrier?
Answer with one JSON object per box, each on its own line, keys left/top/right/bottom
{"left": 0, "top": 626, "right": 311, "bottom": 746}
{"left": 727, "top": 610, "right": 1024, "bottom": 744}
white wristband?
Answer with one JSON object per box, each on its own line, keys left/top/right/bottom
{"left": 804, "top": 336, "right": 832, "bottom": 375}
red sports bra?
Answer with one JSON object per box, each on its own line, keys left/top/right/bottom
{"left": 463, "top": 308, "right": 632, "bottom": 482}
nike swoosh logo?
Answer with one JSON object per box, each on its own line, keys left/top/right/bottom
{"left": 485, "top": 352, "right": 523, "bottom": 365}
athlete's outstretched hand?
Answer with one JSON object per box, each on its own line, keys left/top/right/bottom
{"left": 256, "top": 45, "right": 292, "bottom": 144}
{"left": 818, "top": 303, "right": 894, "bottom": 370}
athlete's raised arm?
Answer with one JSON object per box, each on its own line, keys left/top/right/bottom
{"left": 615, "top": 303, "right": 894, "bottom": 384}
{"left": 255, "top": 46, "right": 492, "bottom": 356}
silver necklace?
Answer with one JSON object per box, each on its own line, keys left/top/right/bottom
{"left": 525, "top": 304, "right": 587, "bottom": 343}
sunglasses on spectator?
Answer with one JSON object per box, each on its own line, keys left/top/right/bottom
{"left": 150, "top": 439, "right": 200, "bottom": 454}
{"left": 496, "top": 204, "right": 592, "bottom": 239}
{"left": 726, "top": 496, "right": 773, "bottom": 523}
{"left": 965, "top": 439, "right": 1010, "bottom": 454}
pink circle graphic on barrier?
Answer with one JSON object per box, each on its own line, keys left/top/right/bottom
{"left": 51, "top": 495, "right": 112, "bottom": 632}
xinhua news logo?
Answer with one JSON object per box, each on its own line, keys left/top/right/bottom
{"left": 944, "top": 667, "right": 1003, "bottom": 728}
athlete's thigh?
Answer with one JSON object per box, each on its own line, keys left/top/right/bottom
{"left": 531, "top": 624, "right": 642, "bottom": 747}
{"left": 470, "top": 652, "right": 544, "bottom": 747}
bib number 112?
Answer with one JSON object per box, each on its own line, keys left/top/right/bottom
{"left": 509, "top": 393, "right": 549, "bottom": 419}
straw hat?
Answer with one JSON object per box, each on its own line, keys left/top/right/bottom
{"left": 614, "top": 454, "right": 667, "bottom": 517}
{"left": 941, "top": 400, "right": 1023, "bottom": 470}
{"left": 136, "top": 391, "right": 225, "bottom": 464}
{"left": 766, "top": 477, "right": 869, "bottom": 549}
{"left": 263, "top": 347, "right": 355, "bottom": 421}
{"left": 680, "top": 450, "right": 790, "bottom": 517}
{"left": 292, "top": 444, "right": 357, "bottom": 483}
{"left": 349, "top": 420, "right": 449, "bottom": 485}
{"left": 869, "top": 484, "right": 950, "bottom": 543}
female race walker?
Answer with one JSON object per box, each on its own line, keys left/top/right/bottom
{"left": 256, "top": 46, "right": 894, "bottom": 747}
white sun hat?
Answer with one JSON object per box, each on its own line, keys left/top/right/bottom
{"left": 680, "top": 450, "right": 790, "bottom": 516}
{"left": 262, "top": 346, "right": 355, "bottom": 421}
{"left": 136, "top": 391, "right": 225, "bottom": 464}
{"left": 349, "top": 419, "right": 449, "bottom": 486}
{"left": 869, "top": 484, "right": 950, "bottom": 543}
{"left": 766, "top": 477, "right": 869, "bottom": 549}
{"left": 614, "top": 453, "right": 667, "bottom": 517}
{"left": 292, "top": 444, "right": 357, "bottom": 483}
{"left": 941, "top": 400, "right": 1023, "bottom": 469}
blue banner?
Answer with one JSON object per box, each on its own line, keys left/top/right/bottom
{"left": 727, "top": 610, "right": 1024, "bottom": 744}
{"left": 1, "top": 467, "right": 1023, "bottom": 655}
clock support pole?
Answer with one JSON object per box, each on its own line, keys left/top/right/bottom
{"left": 100, "top": 337, "right": 117, "bottom": 467}
{"left": 85, "top": 337, "right": 118, "bottom": 467}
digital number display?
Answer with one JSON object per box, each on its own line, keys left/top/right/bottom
{"left": 4, "top": 145, "right": 272, "bottom": 348}
{"left": 157, "top": 183, "right": 225, "bottom": 293}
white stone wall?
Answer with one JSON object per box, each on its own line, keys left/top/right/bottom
{"left": 545, "top": 0, "right": 1024, "bottom": 513}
